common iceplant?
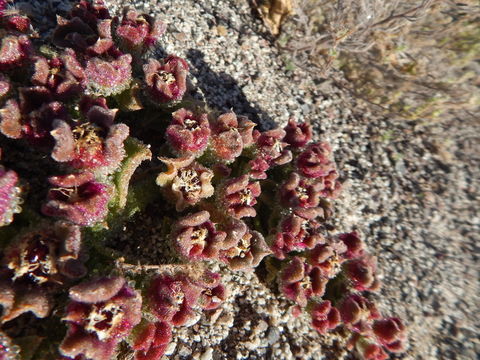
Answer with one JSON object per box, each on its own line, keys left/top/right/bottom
{"left": 0, "top": 1, "right": 406, "bottom": 359}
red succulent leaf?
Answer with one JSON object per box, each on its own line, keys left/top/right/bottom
{"left": 209, "top": 112, "right": 244, "bottom": 162}
{"left": 280, "top": 257, "right": 327, "bottom": 307}
{"left": 0, "top": 99, "right": 23, "bottom": 139}
{"left": 31, "top": 51, "right": 86, "bottom": 100}
{"left": 255, "top": 128, "right": 292, "bottom": 167}
{"left": 307, "top": 243, "right": 346, "bottom": 278}
{"left": 339, "top": 294, "right": 381, "bottom": 334}
{"left": 360, "top": 342, "right": 389, "bottom": 360}
{"left": 133, "top": 321, "right": 171, "bottom": 360}
{"left": 115, "top": 9, "right": 166, "bottom": 52}
{"left": 247, "top": 156, "right": 270, "bottom": 179}
{"left": 271, "top": 211, "right": 324, "bottom": 259}
{"left": 195, "top": 271, "right": 227, "bottom": 310}
{"left": 50, "top": 115, "right": 129, "bottom": 175}
{"left": 0, "top": 74, "right": 10, "bottom": 100}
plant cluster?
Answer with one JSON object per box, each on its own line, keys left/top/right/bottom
{"left": 0, "top": 1, "right": 405, "bottom": 359}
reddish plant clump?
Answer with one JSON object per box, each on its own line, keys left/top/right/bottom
{"left": 0, "top": 2, "right": 406, "bottom": 359}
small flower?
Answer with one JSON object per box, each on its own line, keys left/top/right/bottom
{"left": 143, "top": 56, "right": 188, "bottom": 104}
{"left": 53, "top": 1, "right": 112, "bottom": 54}
{"left": 165, "top": 108, "right": 210, "bottom": 156}
{"left": 344, "top": 255, "right": 381, "bottom": 292}
{"left": 60, "top": 277, "right": 142, "bottom": 360}
{"left": 50, "top": 110, "right": 129, "bottom": 175}
{"left": 247, "top": 156, "right": 270, "bottom": 180}
{"left": 209, "top": 112, "right": 244, "bottom": 162}
{"left": 0, "top": 35, "right": 31, "bottom": 71}
{"left": 279, "top": 172, "right": 323, "bottom": 209}
{"left": 307, "top": 243, "right": 346, "bottom": 278}
{"left": 339, "top": 231, "right": 364, "bottom": 260}
{"left": 0, "top": 165, "right": 22, "bottom": 227}
{"left": 339, "top": 294, "right": 381, "bottom": 334}
{"left": 42, "top": 172, "right": 110, "bottom": 226}
{"left": 296, "top": 142, "right": 336, "bottom": 179}
{"left": 221, "top": 227, "right": 271, "bottom": 270}
{"left": 220, "top": 175, "right": 261, "bottom": 218}
{"left": 115, "top": 9, "right": 166, "bottom": 52}
{"left": 133, "top": 321, "right": 172, "bottom": 360}
{"left": 209, "top": 112, "right": 256, "bottom": 162}
{"left": 0, "top": 222, "right": 85, "bottom": 322}
{"left": 372, "top": 317, "right": 406, "bottom": 352}
{"left": 149, "top": 273, "right": 202, "bottom": 326}
{"left": 308, "top": 300, "right": 340, "bottom": 334}
{"left": 171, "top": 211, "right": 226, "bottom": 261}
{"left": 31, "top": 50, "right": 86, "bottom": 100}
{"left": 195, "top": 271, "right": 227, "bottom": 310}
{"left": 157, "top": 156, "right": 214, "bottom": 211}
{"left": 280, "top": 256, "right": 327, "bottom": 307}
{"left": 284, "top": 118, "right": 312, "bottom": 148}
{"left": 255, "top": 128, "right": 292, "bottom": 167}
{"left": 85, "top": 54, "right": 132, "bottom": 96}
{"left": 270, "top": 209, "right": 324, "bottom": 259}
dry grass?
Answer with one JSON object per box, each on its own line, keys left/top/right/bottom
{"left": 278, "top": 0, "right": 480, "bottom": 121}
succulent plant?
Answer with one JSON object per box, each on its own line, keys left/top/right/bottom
{"left": 60, "top": 277, "right": 142, "bottom": 360}
{"left": 0, "top": 1, "right": 406, "bottom": 359}
{"left": 115, "top": 8, "right": 166, "bottom": 54}
{"left": 143, "top": 56, "right": 188, "bottom": 104}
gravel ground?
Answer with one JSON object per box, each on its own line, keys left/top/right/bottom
{"left": 18, "top": 0, "right": 480, "bottom": 359}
